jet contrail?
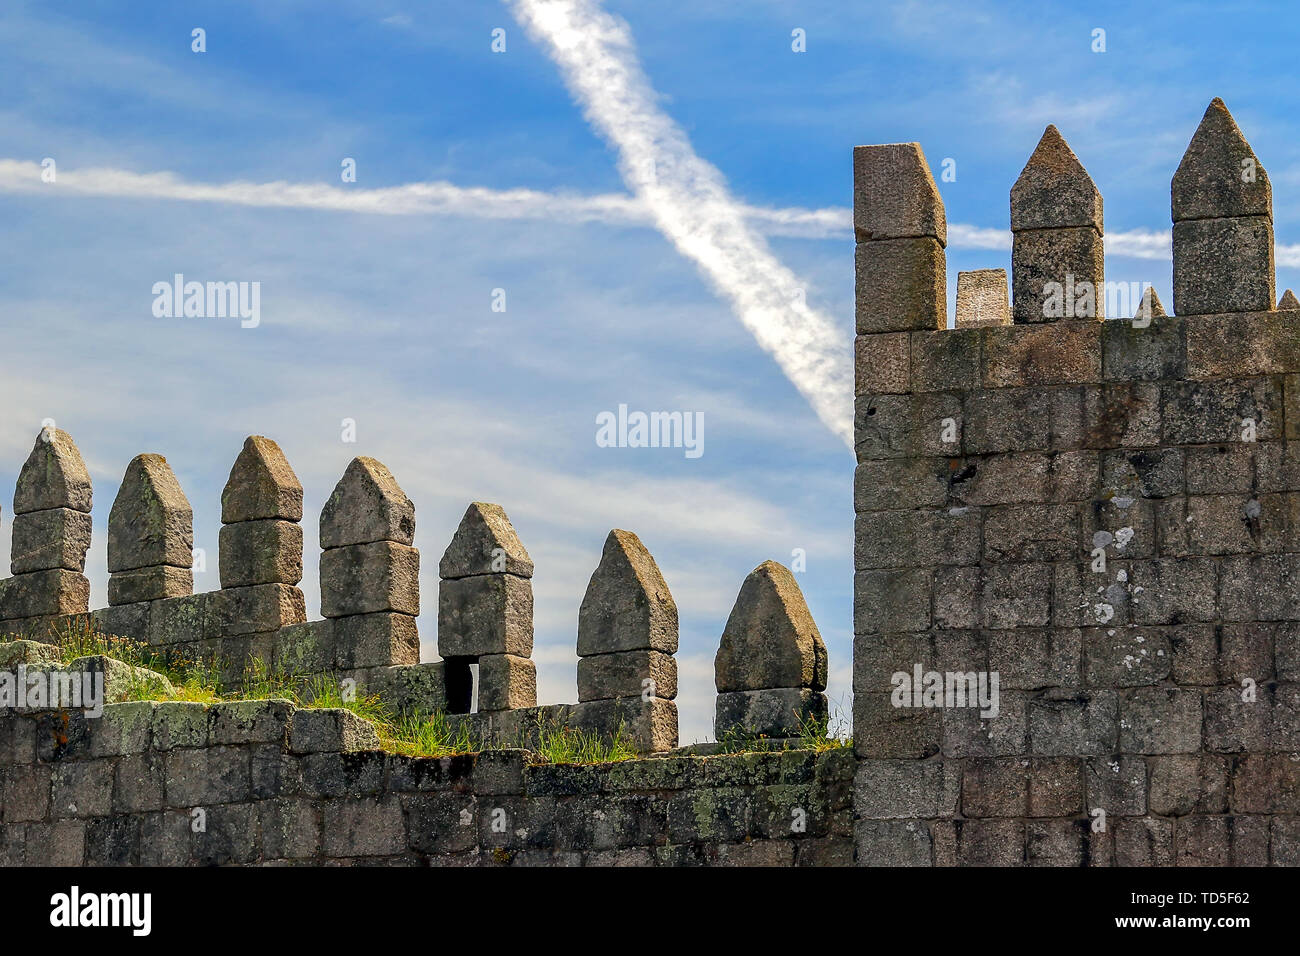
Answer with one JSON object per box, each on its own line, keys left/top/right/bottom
{"left": 7, "top": 159, "right": 1292, "bottom": 264}
{"left": 506, "top": 0, "right": 856, "bottom": 445}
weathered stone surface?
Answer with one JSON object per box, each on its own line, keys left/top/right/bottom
{"left": 319, "top": 541, "right": 420, "bottom": 617}
{"left": 855, "top": 332, "right": 910, "bottom": 394}
{"left": 107, "top": 454, "right": 193, "bottom": 572}
{"left": 1280, "top": 289, "right": 1300, "bottom": 310}
{"left": 1173, "top": 215, "right": 1274, "bottom": 315}
{"left": 571, "top": 696, "right": 678, "bottom": 753}
{"left": 577, "top": 529, "right": 677, "bottom": 657}
{"left": 106, "top": 566, "right": 190, "bottom": 606}
{"left": 1011, "top": 226, "right": 1104, "bottom": 323}
{"left": 360, "top": 661, "right": 448, "bottom": 716}
{"left": 13, "top": 428, "right": 92, "bottom": 516}
{"left": 715, "top": 561, "right": 827, "bottom": 693}
{"left": 477, "top": 653, "right": 537, "bottom": 712}
{"left": 332, "top": 612, "right": 418, "bottom": 669}
{"left": 9, "top": 508, "right": 92, "bottom": 573}
{"left": 0, "top": 639, "right": 60, "bottom": 666}
{"left": 983, "top": 321, "right": 1101, "bottom": 387}
{"left": 437, "top": 573, "right": 533, "bottom": 659}
{"left": 577, "top": 649, "right": 677, "bottom": 702}
{"left": 1010, "top": 125, "right": 1103, "bottom": 232}
{"left": 855, "top": 238, "right": 946, "bottom": 334}
{"left": 290, "top": 708, "right": 380, "bottom": 754}
{"left": 714, "top": 688, "right": 827, "bottom": 739}
{"left": 1172, "top": 98, "right": 1271, "bottom": 222}
{"left": 205, "top": 583, "right": 305, "bottom": 636}
{"left": 852, "top": 143, "right": 946, "bottom": 243}
{"left": 438, "top": 501, "right": 533, "bottom": 579}
{"left": 271, "top": 619, "right": 334, "bottom": 674}
{"left": 319, "top": 456, "right": 415, "bottom": 549}
{"left": 910, "top": 329, "right": 980, "bottom": 393}
{"left": 955, "top": 269, "right": 1010, "bottom": 328}
{"left": 0, "top": 569, "right": 90, "bottom": 618}
{"left": 218, "top": 519, "right": 303, "bottom": 588}
{"left": 221, "top": 435, "right": 303, "bottom": 523}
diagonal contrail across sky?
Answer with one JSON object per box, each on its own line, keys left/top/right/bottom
{"left": 506, "top": 0, "right": 856, "bottom": 446}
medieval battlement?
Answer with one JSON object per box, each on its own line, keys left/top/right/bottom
{"left": 853, "top": 97, "right": 1300, "bottom": 866}
{"left": 0, "top": 429, "right": 830, "bottom": 756}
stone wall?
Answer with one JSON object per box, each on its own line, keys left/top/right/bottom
{"left": 0, "top": 698, "right": 853, "bottom": 866}
{"left": 853, "top": 98, "right": 1300, "bottom": 865}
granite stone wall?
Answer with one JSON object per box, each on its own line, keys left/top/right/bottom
{"left": 0, "top": 698, "right": 853, "bottom": 866}
{"left": 853, "top": 98, "right": 1300, "bottom": 865}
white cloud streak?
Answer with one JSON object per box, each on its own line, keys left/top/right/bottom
{"left": 504, "top": 0, "right": 855, "bottom": 446}
{"left": 7, "top": 159, "right": 1286, "bottom": 262}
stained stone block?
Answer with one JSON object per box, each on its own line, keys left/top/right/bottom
{"left": 13, "top": 428, "right": 92, "bottom": 515}
{"left": 1172, "top": 216, "right": 1274, "bottom": 315}
{"left": 290, "top": 708, "right": 380, "bottom": 754}
{"left": 852, "top": 691, "right": 941, "bottom": 759}
{"left": 1011, "top": 125, "right": 1103, "bottom": 231}
{"left": 715, "top": 561, "right": 827, "bottom": 693}
{"left": 218, "top": 519, "right": 302, "bottom": 588}
{"left": 852, "top": 143, "right": 946, "bottom": 243}
{"left": 983, "top": 321, "right": 1102, "bottom": 387}
{"left": 578, "top": 649, "right": 677, "bottom": 702}
{"left": 1101, "top": 311, "right": 1185, "bottom": 382}
{"left": 332, "top": 611, "right": 418, "bottom": 669}
{"left": 571, "top": 696, "right": 678, "bottom": 753}
{"left": 220, "top": 435, "right": 303, "bottom": 523}
{"left": 437, "top": 573, "right": 533, "bottom": 658}
{"left": 1172, "top": 98, "right": 1271, "bottom": 221}
{"left": 0, "top": 569, "right": 91, "bottom": 618}
{"left": 855, "top": 332, "right": 910, "bottom": 395}
{"left": 715, "top": 688, "right": 827, "bottom": 739}
{"left": 360, "top": 661, "right": 448, "bottom": 716}
{"left": 107, "top": 566, "right": 191, "bottom": 606}
{"left": 273, "top": 620, "right": 335, "bottom": 674}
{"left": 1119, "top": 687, "right": 1203, "bottom": 754}
{"left": 854, "top": 238, "right": 946, "bottom": 334}
{"left": 854, "top": 568, "right": 932, "bottom": 635}
{"left": 319, "top": 541, "right": 420, "bottom": 617}
{"left": 107, "top": 454, "right": 193, "bottom": 572}
{"left": 1011, "top": 226, "right": 1104, "bottom": 323}
{"left": 205, "top": 583, "right": 305, "bottom": 636}
{"left": 319, "top": 456, "right": 415, "bottom": 549}
{"left": 477, "top": 653, "right": 537, "bottom": 712}
{"left": 439, "top": 501, "right": 533, "bottom": 579}
{"left": 1149, "top": 754, "right": 1228, "bottom": 816}
{"left": 10, "top": 508, "right": 92, "bottom": 573}
{"left": 955, "top": 269, "right": 1010, "bottom": 328}
{"left": 910, "top": 328, "right": 980, "bottom": 392}
{"left": 577, "top": 529, "right": 677, "bottom": 656}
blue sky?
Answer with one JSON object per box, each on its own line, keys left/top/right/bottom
{"left": 1, "top": 0, "right": 1298, "bottom": 742}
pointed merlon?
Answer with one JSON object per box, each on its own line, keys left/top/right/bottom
{"left": 221, "top": 436, "right": 304, "bottom": 524}
{"left": 1010, "top": 125, "right": 1103, "bottom": 232}
{"left": 13, "top": 428, "right": 92, "bottom": 515}
{"left": 853, "top": 143, "right": 946, "bottom": 244}
{"left": 955, "top": 269, "right": 1011, "bottom": 328}
{"left": 577, "top": 529, "right": 678, "bottom": 656}
{"left": 1279, "top": 289, "right": 1299, "bottom": 310}
{"left": 714, "top": 560, "right": 828, "bottom": 693}
{"left": 107, "top": 454, "right": 194, "bottom": 572}
{"left": 319, "top": 457, "right": 415, "bottom": 549}
{"left": 1172, "top": 98, "right": 1271, "bottom": 222}
{"left": 1135, "top": 286, "right": 1168, "bottom": 320}
{"left": 438, "top": 501, "right": 532, "bottom": 579}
